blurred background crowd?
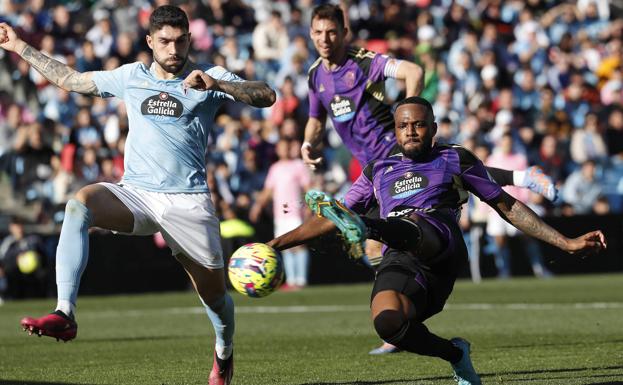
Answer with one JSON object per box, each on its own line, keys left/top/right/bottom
{"left": 0, "top": 0, "right": 622, "bottom": 298}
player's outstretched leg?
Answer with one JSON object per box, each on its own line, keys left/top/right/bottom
{"left": 20, "top": 198, "right": 92, "bottom": 342}
{"left": 206, "top": 293, "right": 234, "bottom": 385}
{"left": 304, "top": 190, "right": 366, "bottom": 260}
{"left": 450, "top": 338, "right": 482, "bottom": 385}
{"left": 175, "top": 253, "right": 235, "bottom": 385}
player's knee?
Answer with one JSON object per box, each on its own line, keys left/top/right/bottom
{"left": 365, "top": 240, "right": 383, "bottom": 257}
{"left": 64, "top": 198, "right": 92, "bottom": 224}
{"left": 373, "top": 310, "right": 408, "bottom": 344}
{"left": 74, "top": 185, "right": 100, "bottom": 207}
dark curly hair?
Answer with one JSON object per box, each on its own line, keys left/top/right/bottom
{"left": 149, "top": 5, "right": 189, "bottom": 34}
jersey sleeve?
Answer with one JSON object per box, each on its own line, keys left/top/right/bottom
{"left": 205, "top": 65, "right": 244, "bottom": 101}
{"left": 91, "top": 63, "right": 138, "bottom": 99}
{"left": 307, "top": 71, "right": 325, "bottom": 119}
{"left": 455, "top": 147, "right": 504, "bottom": 203}
{"left": 343, "top": 165, "right": 376, "bottom": 215}
{"left": 367, "top": 53, "right": 390, "bottom": 83}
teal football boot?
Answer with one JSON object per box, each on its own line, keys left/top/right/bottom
{"left": 305, "top": 190, "right": 367, "bottom": 260}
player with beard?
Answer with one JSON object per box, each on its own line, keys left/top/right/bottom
{"left": 303, "top": 3, "right": 558, "bottom": 355}
{"left": 268, "top": 97, "right": 606, "bottom": 385}
{"left": 1, "top": 6, "right": 275, "bottom": 385}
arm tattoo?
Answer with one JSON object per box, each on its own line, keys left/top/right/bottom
{"left": 496, "top": 196, "right": 567, "bottom": 249}
{"left": 215, "top": 80, "right": 276, "bottom": 108}
{"left": 20, "top": 45, "right": 99, "bottom": 96}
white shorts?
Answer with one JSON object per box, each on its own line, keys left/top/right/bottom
{"left": 274, "top": 217, "right": 303, "bottom": 238}
{"left": 486, "top": 211, "right": 519, "bottom": 237}
{"left": 100, "top": 182, "right": 224, "bottom": 269}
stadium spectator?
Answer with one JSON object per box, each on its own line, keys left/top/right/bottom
{"left": 562, "top": 159, "right": 603, "bottom": 215}
{"left": 250, "top": 138, "right": 311, "bottom": 289}
{"left": 271, "top": 76, "right": 300, "bottom": 127}
{"left": 14, "top": 122, "right": 54, "bottom": 201}
{"left": 570, "top": 112, "right": 608, "bottom": 164}
{"left": 592, "top": 195, "right": 611, "bottom": 215}
{"left": 86, "top": 9, "right": 114, "bottom": 60}
{"left": 111, "top": 32, "right": 138, "bottom": 66}
{"left": 605, "top": 107, "right": 623, "bottom": 160}
{"left": 252, "top": 10, "right": 289, "bottom": 82}
{"left": 485, "top": 133, "right": 552, "bottom": 278}
{"left": 219, "top": 36, "right": 248, "bottom": 75}
{"left": 0, "top": 216, "right": 48, "bottom": 299}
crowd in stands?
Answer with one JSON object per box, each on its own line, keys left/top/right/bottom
{"left": 0, "top": 0, "right": 622, "bottom": 297}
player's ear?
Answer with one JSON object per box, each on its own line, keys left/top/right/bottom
{"left": 146, "top": 34, "right": 153, "bottom": 50}
{"left": 431, "top": 122, "right": 438, "bottom": 136}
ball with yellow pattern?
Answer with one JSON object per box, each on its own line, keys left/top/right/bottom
{"left": 228, "top": 243, "right": 284, "bottom": 298}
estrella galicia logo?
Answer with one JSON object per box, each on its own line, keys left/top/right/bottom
{"left": 140, "top": 92, "right": 183, "bottom": 120}
{"left": 330, "top": 95, "right": 355, "bottom": 122}
{"left": 391, "top": 172, "right": 429, "bottom": 199}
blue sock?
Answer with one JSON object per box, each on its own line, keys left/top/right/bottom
{"left": 202, "top": 293, "right": 235, "bottom": 359}
{"left": 55, "top": 199, "right": 92, "bottom": 314}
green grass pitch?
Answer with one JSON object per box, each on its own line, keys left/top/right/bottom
{"left": 1, "top": 274, "right": 622, "bottom": 385}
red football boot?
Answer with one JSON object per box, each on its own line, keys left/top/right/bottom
{"left": 20, "top": 310, "right": 77, "bottom": 342}
{"left": 208, "top": 350, "right": 234, "bottom": 385}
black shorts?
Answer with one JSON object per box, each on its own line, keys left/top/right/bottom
{"left": 371, "top": 257, "right": 456, "bottom": 322}
{"left": 365, "top": 204, "right": 381, "bottom": 220}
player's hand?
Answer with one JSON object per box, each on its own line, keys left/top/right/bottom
{"left": 0, "top": 23, "right": 22, "bottom": 52}
{"left": 564, "top": 230, "right": 607, "bottom": 255}
{"left": 301, "top": 142, "right": 323, "bottom": 170}
{"left": 522, "top": 165, "right": 559, "bottom": 202}
{"left": 183, "top": 70, "right": 217, "bottom": 92}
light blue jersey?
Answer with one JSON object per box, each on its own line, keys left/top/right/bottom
{"left": 92, "top": 62, "right": 242, "bottom": 193}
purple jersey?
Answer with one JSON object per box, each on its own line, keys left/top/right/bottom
{"left": 344, "top": 144, "right": 503, "bottom": 221}
{"left": 308, "top": 47, "right": 396, "bottom": 164}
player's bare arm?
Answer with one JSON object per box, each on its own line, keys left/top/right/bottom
{"left": 0, "top": 23, "right": 98, "bottom": 96}
{"left": 394, "top": 60, "right": 424, "bottom": 97}
{"left": 493, "top": 191, "right": 607, "bottom": 254}
{"left": 217, "top": 80, "right": 276, "bottom": 108}
{"left": 301, "top": 115, "right": 327, "bottom": 169}
{"left": 183, "top": 69, "right": 275, "bottom": 108}
{"left": 267, "top": 215, "right": 336, "bottom": 251}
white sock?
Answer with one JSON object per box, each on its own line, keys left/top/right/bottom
{"left": 216, "top": 343, "right": 233, "bottom": 360}
{"left": 55, "top": 300, "right": 75, "bottom": 317}
{"left": 513, "top": 170, "right": 527, "bottom": 187}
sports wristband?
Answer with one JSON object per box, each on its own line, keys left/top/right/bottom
{"left": 301, "top": 141, "right": 312, "bottom": 151}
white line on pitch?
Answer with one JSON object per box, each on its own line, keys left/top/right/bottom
{"left": 78, "top": 302, "right": 623, "bottom": 318}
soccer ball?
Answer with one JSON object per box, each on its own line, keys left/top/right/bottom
{"left": 228, "top": 243, "right": 284, "bottom": 298}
